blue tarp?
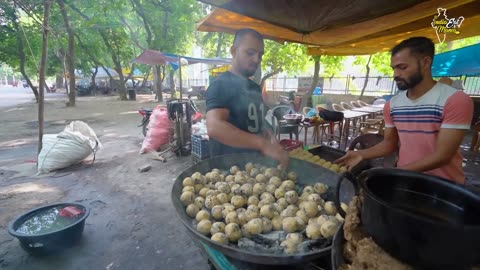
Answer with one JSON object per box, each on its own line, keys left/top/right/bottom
{"left": 133, "top": 49, "right": 231, "bottom": 67}
{"left": 431, "top": 43, "right": 480, "bottom": 77}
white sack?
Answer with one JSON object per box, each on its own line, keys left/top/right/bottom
{"left": 37, "top": 121, "right": 101, "bottom": 173}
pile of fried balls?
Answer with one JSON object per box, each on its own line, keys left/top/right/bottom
{"left": 179, "top": 162, "right": 348, "bottom": 254}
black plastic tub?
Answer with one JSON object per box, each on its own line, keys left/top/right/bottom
{"left": 8, "top": 202, "right": 90, "bottom": 256}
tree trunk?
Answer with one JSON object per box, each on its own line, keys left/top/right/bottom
{"left": 114, "top": 64, "right": 128, "bottom": 100}
{"left": 57, "top": 0, "right": 76, "bottom": 106}
{"left": 359, "top": 55, "right": 372, "bottom": 99}
{"left": 300, "top": 56, "right": 321, "bottom": 110}
{"left": 260, "top": 69, "right": 282, "bottom": 89}
{"left": 13, "top": 10, "right": 39, "bottom": 102}
{"left": 91, "top": 66, "right": 98, "bottom": 94}
{"left": 216, "top": 33, "right": 224, "bottom": 57}
{"left": 153, "top": 65, "right": 164, "bottom": 102}
{"left": 38, "top": 0, "right": 52, "bottom": 155}
{"left": 63, "top": 53, "right": 69, "bottom": 95}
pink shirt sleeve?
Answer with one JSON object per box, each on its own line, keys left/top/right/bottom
{"left": 441, "top": 91, "right": 473, "bottom": 129}
{"left": 383, "top": 101, "right": 394, "bottom": 128}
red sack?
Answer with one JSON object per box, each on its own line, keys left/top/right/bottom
{"left": 140, "top": 106, "right": 172, "bottom": 154}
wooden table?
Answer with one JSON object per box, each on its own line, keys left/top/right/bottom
{"left": 341, "top": 110, "right": 371, "bottom": 149}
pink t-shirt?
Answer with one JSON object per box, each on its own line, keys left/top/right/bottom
{"left": 384, "top": 83, "right": 473, "bottom": 184}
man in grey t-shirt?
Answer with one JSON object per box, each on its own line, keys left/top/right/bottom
{"left": 205, "top": 29, "right": 288, "bottom": 167}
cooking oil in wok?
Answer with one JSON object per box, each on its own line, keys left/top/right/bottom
{"left": 16, "top": 206, "right": 83, "bottom": 235}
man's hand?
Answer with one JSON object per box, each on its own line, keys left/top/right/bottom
{"left": 335, "top": 151, "right": 364, "bottom": 171}
{"left": 261, "top": 142, "right": 289, "bottom": 168}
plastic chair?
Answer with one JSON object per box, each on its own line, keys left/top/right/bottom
{"left": 348, "top": 134, "right": 384, "bottom": 150}
{"left": 373, "top": 99, "right": 386, "bottom": 105}
{"left": 348, "top": 134, "right": 396, "bottom": 167}
{"left": 271, "top": 105, "right": 299, "bottom": 140}
{"left": 331, "top": 103, "right": 345, "bottom": 112}
{"left": 357, "top": 100, "right": 370, "bottom": 106}
{"left": 350, "top": 100, "right": 362, "bottom": 108}
{"left": 340, "top": 102, "right": 353, "bottom": 110}
{"left": 359, "top": 119, "right": 385, "bottom": 135}
{"left": 302, "top": 107, "right": 313, "bottom": 116}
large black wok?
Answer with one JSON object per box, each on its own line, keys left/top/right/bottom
{"left": 336, "top": 168, "right": 480, "bottom": 270}
{"left": 171, "top": 153, "right": 355, "bottom": 265}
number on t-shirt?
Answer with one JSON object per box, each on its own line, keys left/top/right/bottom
{"left": 247, "top": 103, "right": 265, "bottom": 133}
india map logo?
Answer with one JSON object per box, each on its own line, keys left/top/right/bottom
{"left": 431, "top": 8, "right": 464, "bottom": 44}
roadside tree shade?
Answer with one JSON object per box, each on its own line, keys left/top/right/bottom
{"left": 196, "top": 0, "right": 480, "bottom": 55}
{"left": 431, "top": 43, "right": 480, "bottom": 77}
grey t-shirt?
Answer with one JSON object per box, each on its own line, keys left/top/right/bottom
{"left": 206, "top": 71, "right": 267, "bottom": 156}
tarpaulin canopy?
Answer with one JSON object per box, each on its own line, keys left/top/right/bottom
{"left": 121, "top": 68, "right": 143, "bottom": 78}
{"left": 133, "top": 49, "right": 231, "bottom": 66}
{"left": 197, "top": 0, "right": 480, "bottom": 55}
{"left": 432, "top": 43, "right": 480, "bottom": 77}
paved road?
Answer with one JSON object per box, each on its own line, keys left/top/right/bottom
{"left": 0, "top": 85, "right": 65, "bottom": 109}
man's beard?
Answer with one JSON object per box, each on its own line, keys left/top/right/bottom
{"left": 395, "top": 67, "right": 423, "bottom": 91}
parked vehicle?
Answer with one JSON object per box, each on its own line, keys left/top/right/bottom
{"left": 138, "top": 108, "right": 153, "bottom": 136}
{"left": 138, "top": 97, "right": 202, "bottom": 137}
{"left": 47, "top": 84, "right": 56, "bottom": 93}
{"left": 76, "top": 85, "right": 92, "bottom": 96}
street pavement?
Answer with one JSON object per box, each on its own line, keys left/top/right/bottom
{"left": 0, "top": 85, "right": 65, "bottom": 108}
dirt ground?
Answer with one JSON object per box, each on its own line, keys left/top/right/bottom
{"left": 0, "top": 93, "right": 210, "bottom": 270}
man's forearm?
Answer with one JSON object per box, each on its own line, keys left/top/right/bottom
{"left": 207, "top": 120, "right": 265, "bottom": 151}
{"left": 358, "top": 140, "right": 397, "bottom": 160}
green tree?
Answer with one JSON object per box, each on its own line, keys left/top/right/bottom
{"left": 199, "top": 32, "right": 233, "bottom": 58}
{"left": 353, "top": 52, "right": 393, "bottom": 98}
{"left": 0, "top": 0, "right": 43, "bottom": 101}
{"left": 128, "top": 0, "right": 202, "bottom": 101}
{"left": 298, "top": 54, "right": 346, "bottom": 109}
{"left": 260, "top": 41, "right": 309, "bottom": 86}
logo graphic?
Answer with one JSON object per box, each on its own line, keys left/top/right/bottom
{"left": 431, "top": 8, "right": 464, "bottom": 44}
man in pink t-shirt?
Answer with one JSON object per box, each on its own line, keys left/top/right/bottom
{"left": 336, "top": 37, "right": 473, "bottom": 184}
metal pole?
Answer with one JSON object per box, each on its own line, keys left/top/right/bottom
{"left": 178, "top": 56, "right": 183, "bottom": 101}
{"left": 345, "top": 75, "right": 349, "bottom": 95}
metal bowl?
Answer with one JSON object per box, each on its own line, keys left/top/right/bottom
{"left": 171, "top": 153, "right": 355, "bottom": 265}
{"left": 283, "top": 114, "right": 302, "bottom": 124}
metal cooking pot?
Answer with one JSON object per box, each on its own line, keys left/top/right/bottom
{"left": 335, "top": 168, "right": 480, "bottom": 270}
{"left": 171, "top": 153, "right": 355, "bottom": 265}
{"left": 330, "top": 225, "right": 345, "bottom": 270}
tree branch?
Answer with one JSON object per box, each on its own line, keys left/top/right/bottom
{"left": 129, "top": 0, "right": 152, "bottom": 47}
